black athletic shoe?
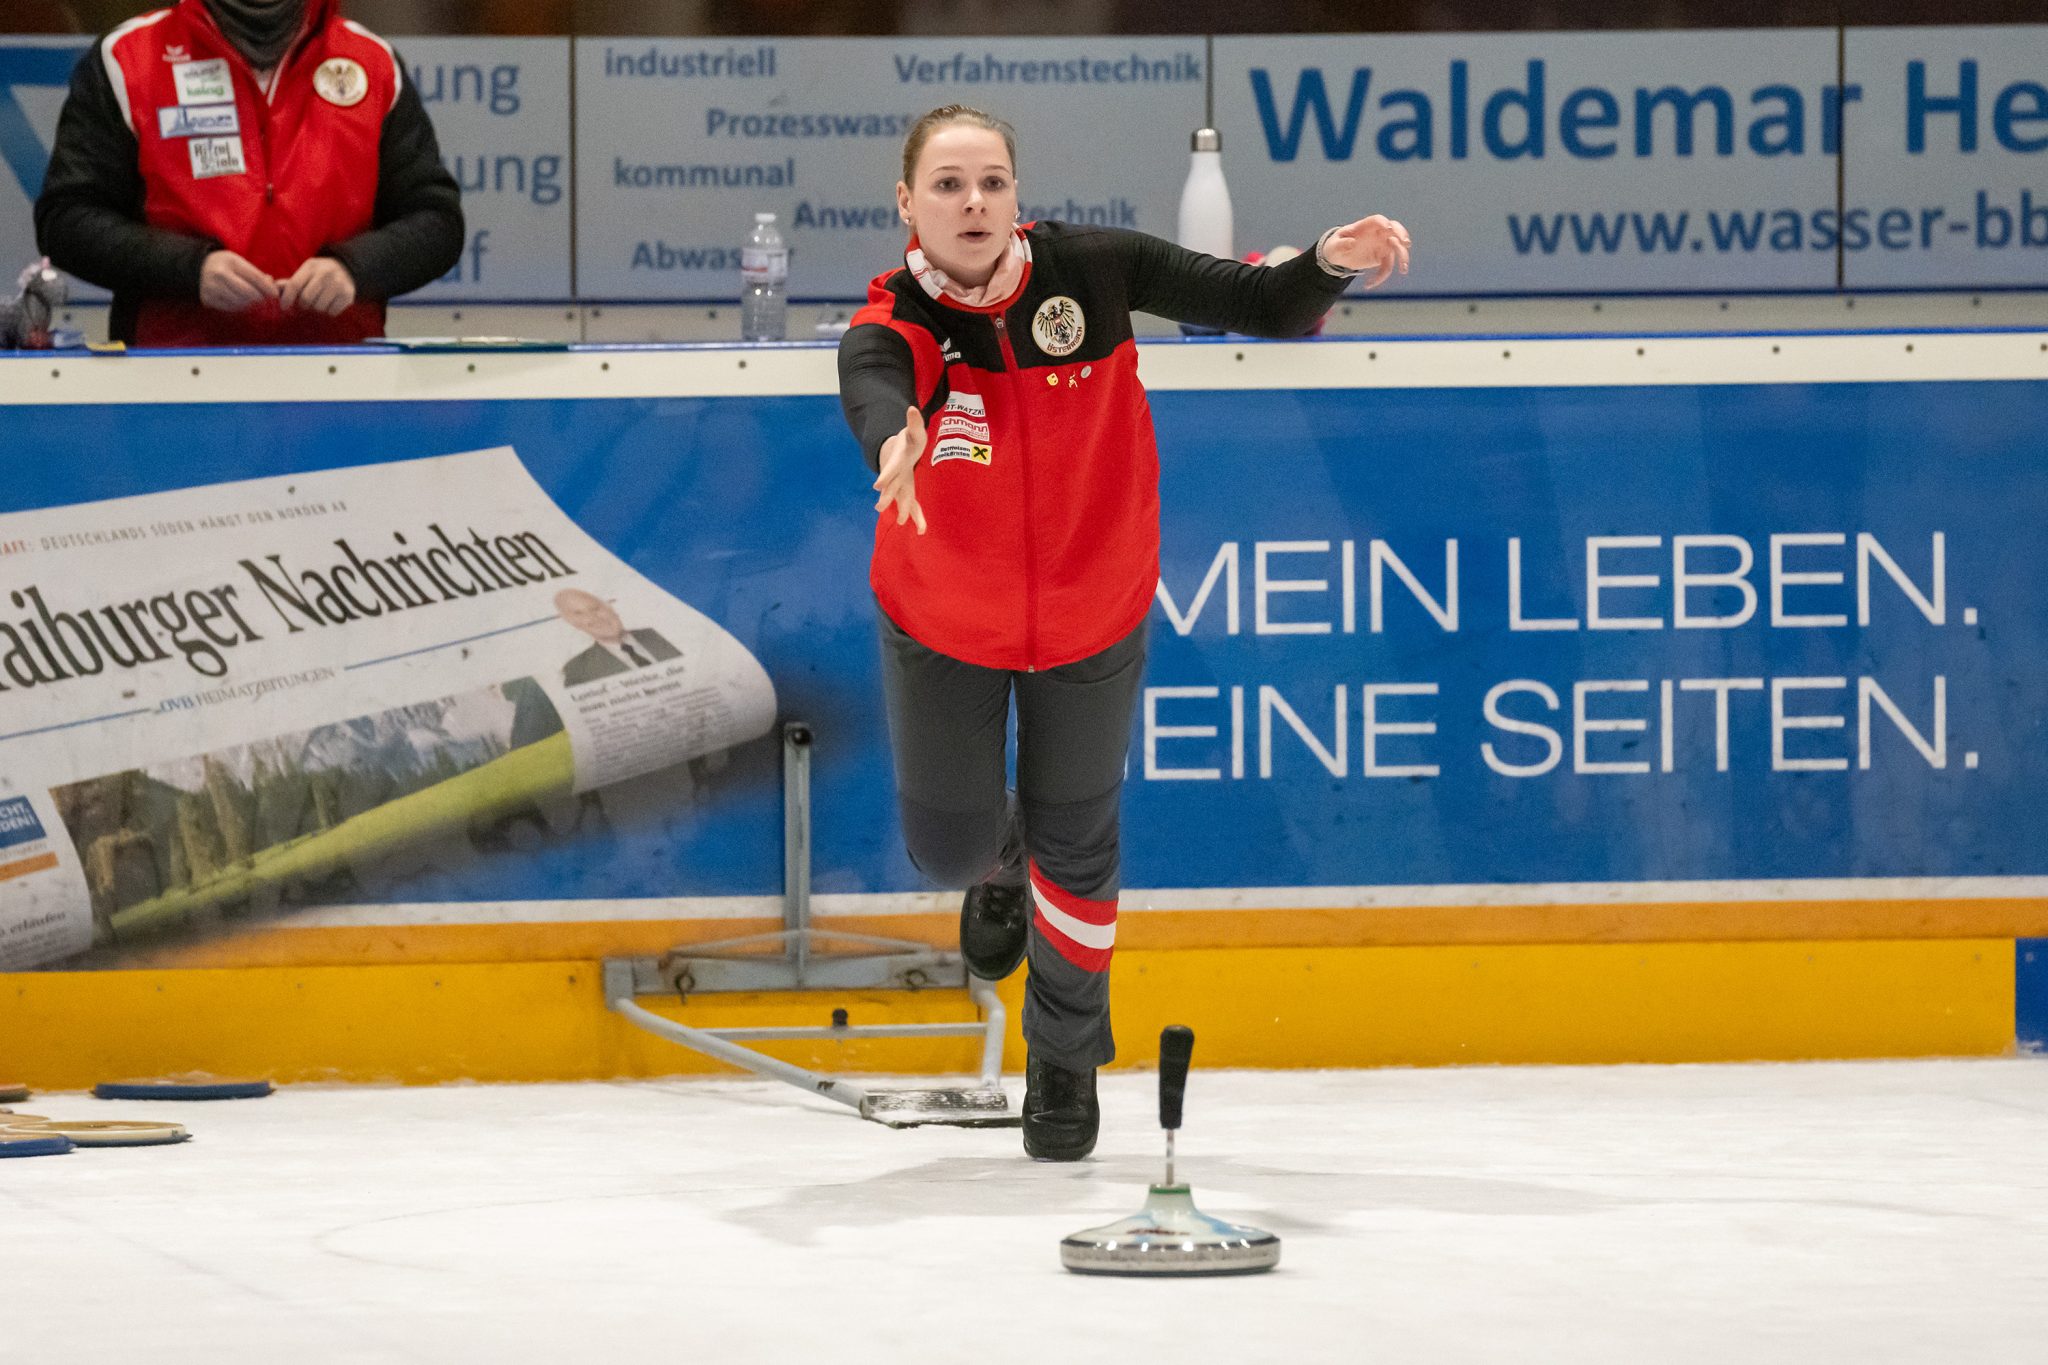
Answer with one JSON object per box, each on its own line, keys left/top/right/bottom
{"left": 1022, "top": 1051, "right": 1099, "bottom": 1161}
{"left": 959, "top": 879, "right": 1028, "bottom": 981}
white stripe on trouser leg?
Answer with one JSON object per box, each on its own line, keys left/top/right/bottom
{"left": 1029, "top": 882, "right": 1117, "bottom": 951}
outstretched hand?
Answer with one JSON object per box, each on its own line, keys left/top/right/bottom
{"left": 874, "top": 404, "right": 928, "bottom": 534}
{"left": 1321, "top": 215, "right": 1412, "bottom": 289}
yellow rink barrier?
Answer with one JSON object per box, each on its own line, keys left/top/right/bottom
{"left": 0, "top": 937, "right": 2014, "bottom": 1089}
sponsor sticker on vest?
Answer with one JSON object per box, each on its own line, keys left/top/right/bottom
{"left": 1032, "top": 295, "right": 1085, "bottom": 357}
{"left": 930, "top": 437, "right": 992, "bottom": 468}
{"left": 935, "top": 413, "right": 990, "bottom": 442}
{"left": 172, "top": 58, "right": 232, "bottom": 106}
{"left": 314, "top": 58, "right": 368, "bottom": 108}
{"left": 940, "top": 390, "right": 985, "bottom": 419}
{"left": 187, "top": 136, "right": 247, "bottom": 180}
{"left": 158, "top": 103, "right": 240, "bottom": 139}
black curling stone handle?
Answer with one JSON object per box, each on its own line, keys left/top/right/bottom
{"left": 1158, "top": 1025, "right": 1195, "bottom": 1131}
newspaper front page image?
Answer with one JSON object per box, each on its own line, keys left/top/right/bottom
{"left": 0, "top": 447, "right": 775, "bottom": 969}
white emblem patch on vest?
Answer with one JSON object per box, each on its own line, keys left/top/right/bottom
{"left": 314, "top": 58, "right": 368, "bottom": 108}
{"left": 1031, "top": 295, "right": 1085, "bottom": 357}
{"left": 172, "top": 58, "right": 231, "bottom": 106}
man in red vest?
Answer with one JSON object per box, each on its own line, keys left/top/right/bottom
{"left": 35, "top": 0, "right": 462, "bottom": 347}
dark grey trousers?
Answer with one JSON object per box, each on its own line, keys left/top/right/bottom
{"left": 877, "top": 611, "right": 1147, "bottom": 1071}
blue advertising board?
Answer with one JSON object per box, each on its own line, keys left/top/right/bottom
{"left": 0, "top": 341, "right": 2041, "bottom": 940}
{"left": 1140, "top": 377, "right": 2040, "bottom": 886}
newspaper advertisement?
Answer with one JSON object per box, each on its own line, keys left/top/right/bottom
{"left": 0, "top": 446, "right": 776, "bottom": 970}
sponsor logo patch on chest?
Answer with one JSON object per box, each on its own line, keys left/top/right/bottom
{"left": 187, "top": 135, "right": 247, "bottom": 180}
{"left": 172, "top": 58, "right": 232, "bottom": 106}
{"left": 158, "top": 103, "right": 239, "bottom": 139}
{"left": 932, "top": 389, "right": 991, "bottom": 446}
{"left": 930, "top": 437, "right": 992, "bottom": 467}
{"left": 934, "top": 413, "right": 990, "bottom": 442}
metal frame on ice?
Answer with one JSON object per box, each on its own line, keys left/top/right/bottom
{"left": 603, "top": 722, "right": 1018, "bottom": 1127}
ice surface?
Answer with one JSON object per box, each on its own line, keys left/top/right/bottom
{"left": 4, "top": 1059, "right": 2045, "bottom": 1363}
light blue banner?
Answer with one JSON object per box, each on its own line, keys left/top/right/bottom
{"left": 570, "top": 35, "right": 1204, "bottom": 300}
{"left": 398, "top": 37, "right": 572, "bottom": 300}
{"left": 1843, "top": 25, "right": 2048, "bottom": 289}
{"left": 0, "top": 35, "right": 569, "bottom": 304}
{"left": 0, "top": 37, "right": 105, "bottom": 302}
{"left": 1215, "top": 29, "right": 1845, "bottom": 294}
{"left": 6, "top": 26, "right": 2046, "bottom": 302}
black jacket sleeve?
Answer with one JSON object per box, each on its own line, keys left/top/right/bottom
{"left": 837, "top": 324, "right": 920, "bottom": 473}
{"left": 34, "top": 43, "right": 216, "bottom": 300}
{"left": 1099, "top": 227, "right": 1350, "bottom": 337}
{"left": 324, "top": 56, "right": 464, "bottom": 300}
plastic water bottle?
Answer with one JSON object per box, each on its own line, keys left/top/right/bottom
{"left": 1176, "top": 129, "right": 1232, "bottom": 336}
{"left": 741, "top": 211, "right": 788, "bottom": 343}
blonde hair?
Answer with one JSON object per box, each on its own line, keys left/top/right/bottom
{"left": 900, "top": 105, "right": 1017, "bottom": 186}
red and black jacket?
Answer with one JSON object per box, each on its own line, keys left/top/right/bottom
{"left": 838, "top": 221, "right": 1349, "bottom": 671}
{"left": 35, "top": 0, "right": 461, "bottom": 347}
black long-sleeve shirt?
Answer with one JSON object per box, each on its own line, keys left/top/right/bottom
{"left": 838, "top": 225, "right": 1350, "bottom": 472}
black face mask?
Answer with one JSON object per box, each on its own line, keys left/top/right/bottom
{"left": 201, "top": 0, "right": 307, "bottom": 70}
